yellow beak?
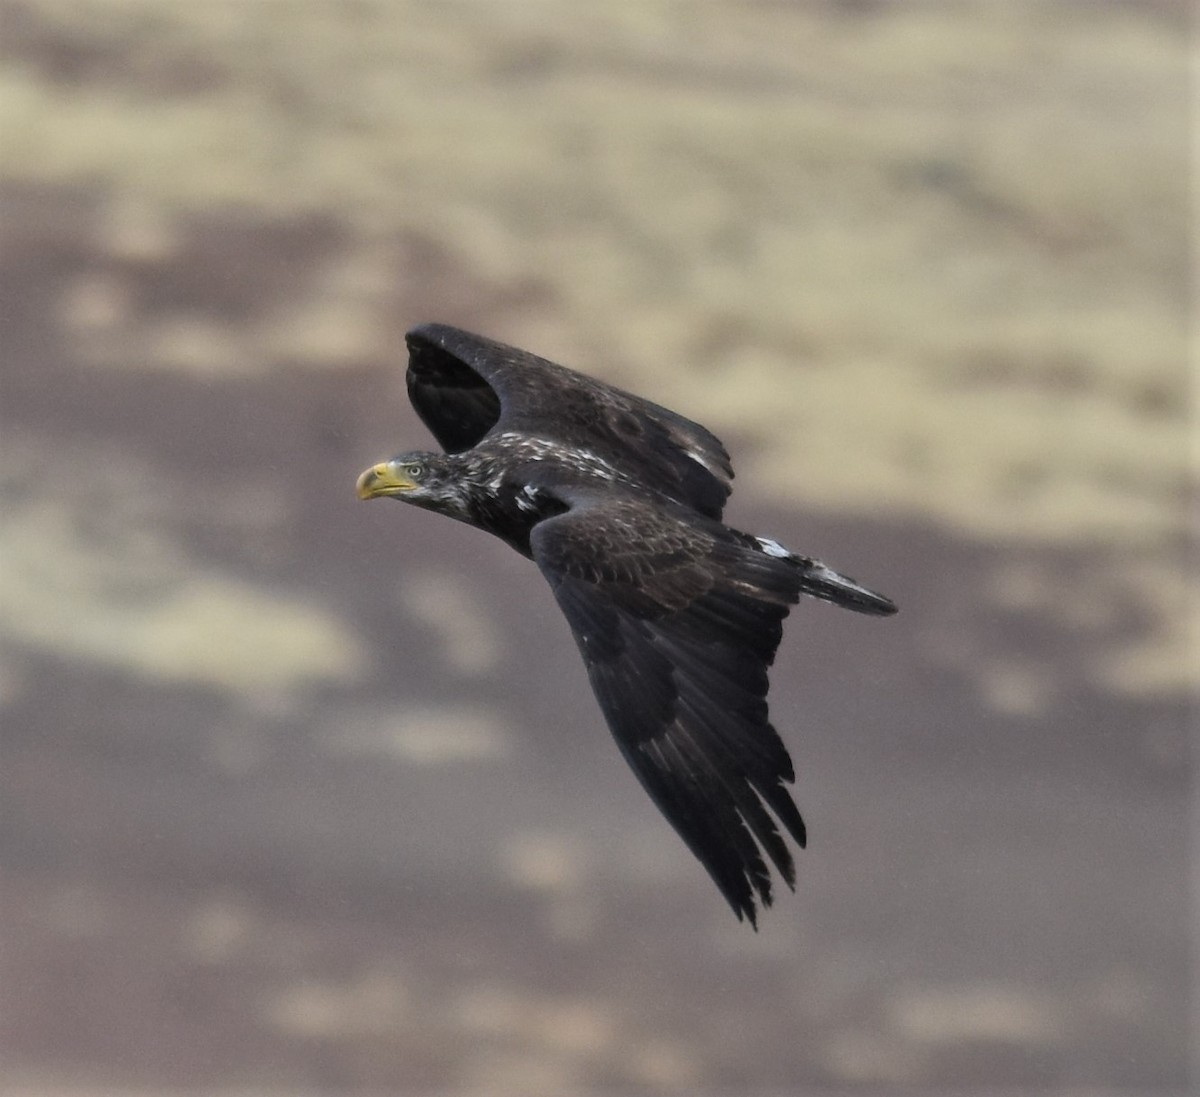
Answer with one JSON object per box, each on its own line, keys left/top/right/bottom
{"left": 356, "top": 461, "right": 417, "bottom": 500}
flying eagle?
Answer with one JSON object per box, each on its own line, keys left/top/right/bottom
{"left": 357, "top": 323, "right": 896, "bottom": 926}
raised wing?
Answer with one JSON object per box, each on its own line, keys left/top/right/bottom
{"left": 530, "top": 490, "right": 807, "bottom": 925}
{"left": 405, "top": 323, "right": 734, "bottom": 519}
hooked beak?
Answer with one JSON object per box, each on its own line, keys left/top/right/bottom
{"left": 356, "top": 461, "right": 417, "bottom": 500}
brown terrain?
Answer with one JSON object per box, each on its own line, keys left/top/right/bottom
{"left": 0, "top": 1, "right": 1192, "bottom": 1093}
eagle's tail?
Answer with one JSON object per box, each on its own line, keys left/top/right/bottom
{"left": 752, "top": 536, "right": 898, "bottom": 617}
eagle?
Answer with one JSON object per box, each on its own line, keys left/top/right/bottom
{"left": 357, "top": 323, "right": 896, "bottom": 926}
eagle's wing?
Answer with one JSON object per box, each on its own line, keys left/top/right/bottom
{"left": 530, "top": 489, "right": 807, "bottom": 925}
{"left": 405, "top": 323, "right": 734, "bottom": 519}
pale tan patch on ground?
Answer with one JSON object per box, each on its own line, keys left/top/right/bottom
{"left": 821, "top": 1028, "right": 923, "bottom": 1085}
{"left": 502, "top": 831, "right": 599, "bottom": 941}
{"left": 394, "top": 568, "right": 503, "bottom": 676}
{"left": 327, "top": 704, "right": 512, "bottom": 765}
{"left": 182, "top": 894, "right": 257, "bottom": 964}
{"left": 888, "top": 983, "right": 1068, "bottom": 1046}
{"left": 0, "top": 435, "right": 364, "bottom": 695}
{"left": 503, "top": 830, "right": 585, "bottom": 893}
{"left": 1096, "top": 565, "right": 1197, "bottom": 699}
{"left": 263, "top": 968, "right": 411, "bottom": 1039}
{"left": 976, "top": 659, "right": 1058, "bottom": 719}
{"left": 452, "top": 985, "right": 681, "bottom": 1094}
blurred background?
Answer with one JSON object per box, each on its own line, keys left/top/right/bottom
{"left": 0, "top": 1, "right": 1192, "bottom": 1093}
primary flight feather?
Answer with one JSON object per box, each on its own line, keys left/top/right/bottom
{"left": 357, "top": 323, "right": 896, "bottom": 926}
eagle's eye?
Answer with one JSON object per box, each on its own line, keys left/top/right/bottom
{"left": 406, "top": 463, "right": 425, "bottom": 480}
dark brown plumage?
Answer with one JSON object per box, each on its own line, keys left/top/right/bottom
{"left": 357, "top": 323, "right": 896, "bottom": 926}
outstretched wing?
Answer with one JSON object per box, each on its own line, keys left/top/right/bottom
{"left": 405, "top": 323, "right": 734, "bottom": 519}
{"left": 530, "top": 490, "right": 807, "bottom": 926}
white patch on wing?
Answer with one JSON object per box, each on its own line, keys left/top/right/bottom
{"left": 495, "top": 432, "right": 559, "bottom": 462}
{"left": 495, "top": 433, "right": 627, "bottom": 483}
{"left": 686, "top": 447, "right": 719, "bottom": 475}
{"left": 515, "top": 484, "right": 540, "bottom": 513}
{"left": 755, "top": 536, "right": 793, "bottom": 560}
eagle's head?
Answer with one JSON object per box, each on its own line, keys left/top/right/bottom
{"left": 356, "top": 452, "right": 473, "bottom": 520}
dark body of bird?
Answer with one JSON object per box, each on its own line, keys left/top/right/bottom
{"left": 358, "top": 323, "right": 896, "bottom": 927}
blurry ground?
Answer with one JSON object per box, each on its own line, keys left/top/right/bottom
{"left": 0, "top": 1, "right": 1192, "bottom": 1094}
